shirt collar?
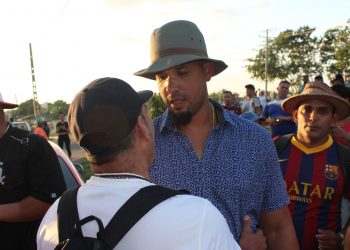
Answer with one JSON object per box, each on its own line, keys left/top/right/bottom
{"left": 291, "top": 135, "right": 333, "bottom": 154}
{"left": 158, "top": 99, "right": 237, "bottom": 133}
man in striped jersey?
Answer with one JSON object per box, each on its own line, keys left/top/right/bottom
{"left": 277, "top": 81, "right": 350, "bottom": 250}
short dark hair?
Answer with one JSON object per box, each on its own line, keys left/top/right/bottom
{"left": 314, "top": 75, "right": 323, "bottom": 81}
{"left": 245, "top": 84, "right": 255, "bottom": 90}
{"left": 223, "top": 90, "right": 232, "bottom": 95}
{"left": 279, "top": 80, "right": 290, "bottom": 85}
{"left": 88, "top": 128, "right": 135, "bottom": 166}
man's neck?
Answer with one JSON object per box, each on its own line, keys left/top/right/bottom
{"left": 295, "top": 134, "right": 330, "bottom": 148}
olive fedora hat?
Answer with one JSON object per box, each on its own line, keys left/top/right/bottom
{"left": 282, "top": 81, "right": 350, "bottom": 120}
{"left": 134, "top": 20, "right": 228, "bottom": 80}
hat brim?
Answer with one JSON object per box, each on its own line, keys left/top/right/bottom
{"left": 282, "top": 94, "right": 350, "bottom": 120}
{"left": 0, "top": 101, "right": 18, "bottom": 109}
{"left": 138, "top": 90, "right": 153, "bottom": 103}
{"left": 134, "top": 54, "right": 227, "bottom": 80}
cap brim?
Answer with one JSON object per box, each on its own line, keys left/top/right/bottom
{"left": 0, "top": 102, "right": 18, "bottom": 109}
{"left": 138, "top": 90, "right": 153, "bottom": 103}
{"left": 134, "top": 54, "right": 227, "bottom": 80}
{"left": 282, "top": 94, "right": 350, "bottom": 120}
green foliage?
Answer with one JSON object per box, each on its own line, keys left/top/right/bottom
{"left": 49, "top": 100, "right": 70, "bottom": 119}
{"left": 319, "top": 22, "right": 350, "bottom": 74}
{"left": 246, "top": 26, "right": 321, "bottom": 87}
{"left": 147, "top": 94, "right": 166, "bottom": 119}
{"left": 15, "top": 99, "right": 40, "bottom": 118}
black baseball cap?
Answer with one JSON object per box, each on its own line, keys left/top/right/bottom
{"left": 68, "top": 77, "right": 153, "bottom": 157}
{"left": 245, "top": 84, "right": 255, "bottom": 90}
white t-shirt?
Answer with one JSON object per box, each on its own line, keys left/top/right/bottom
{"left": 37, "top": 177, "right": 240, "bottom": 250}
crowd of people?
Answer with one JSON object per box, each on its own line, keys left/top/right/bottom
{"left": 1, "top": 19, "right": 350, "bottom": 250}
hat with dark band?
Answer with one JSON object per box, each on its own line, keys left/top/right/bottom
{"left": 134, "top": 20, "right": 227, "bottom": 80}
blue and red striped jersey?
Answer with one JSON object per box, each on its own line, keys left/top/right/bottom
{"left": 279, "top": 136, "right": 347, "bottom": 250}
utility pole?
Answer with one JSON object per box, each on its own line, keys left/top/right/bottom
{"left": 29, "top": 43, "right": 40, "bottom": 119}
{"left": 265, "top": 29, "right": 268, "bottom": 94}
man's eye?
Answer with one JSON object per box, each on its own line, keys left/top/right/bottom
{"left": 156, "top": 74, "right": 167, "bottom": 81}
{"left": 177, "top": 70, "right": 187, "bottom": 76}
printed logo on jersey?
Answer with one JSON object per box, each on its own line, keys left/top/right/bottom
{"left": 324, "top": 164, "right": 339, "bottom": 180}
{"left": 285, "top": 181, "right": 335, "bottom": 204}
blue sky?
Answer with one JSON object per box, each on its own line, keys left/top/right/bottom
{"left": 1, "top": 0, "right": 349, "bottom": 104}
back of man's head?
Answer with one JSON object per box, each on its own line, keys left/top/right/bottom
{"left": 68, "top": 77, "right": 152, "bottom": 165}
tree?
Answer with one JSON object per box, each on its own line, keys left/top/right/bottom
{"left": 50, "top": 100, "right": 70, "bottom": 119}
{"left": 319, "top": 21, "right": 350, "bottom": 75}
{"left": 16, "top": 99, "right": 40, "bottom": 118}
{"left": 146, "top": 94, "right": 166, "bottom": 119}
{"left": 246, "top": 26, "right": 321, "bottom": 92}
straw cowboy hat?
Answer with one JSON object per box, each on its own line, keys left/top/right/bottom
{"left": 0, "top": 92, "right": 18, "bottom": 109}
{"left": 134, "top": 20, "right": 227, "bottom": 80}
{"left": 282, "top": 81, "right": 350, "bottom": 120}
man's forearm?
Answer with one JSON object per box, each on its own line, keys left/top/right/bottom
{"left": 265, "top": 224, "right": 299, "bottom": 250}
{"left": 0, "top": 196, "right": 51, "bottom": 222}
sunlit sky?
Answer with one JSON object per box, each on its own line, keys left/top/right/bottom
{"left": 1, "top": 0, "right": 349, "bottom": 105}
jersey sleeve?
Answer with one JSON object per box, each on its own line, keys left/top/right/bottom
{"left": 26, "top": 135, "right": 66, "bottom": 203}
{"left": 200, "top": 200, "right": 241, "bottom": 250}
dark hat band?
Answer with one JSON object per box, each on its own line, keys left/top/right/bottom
{"left": 152, "top": 47, "right": 207, "bottom": 63}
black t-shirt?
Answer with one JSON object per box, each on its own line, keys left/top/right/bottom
{"left": 56, "top": 121, "right": 69, "bottom": 137}
{"left": 0, "top": 123, "right": 66, "bottom": 250}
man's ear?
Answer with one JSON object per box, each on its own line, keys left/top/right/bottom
{"left": 135, "top": 114, "right": 152, "bottom": 141}
{"left": 202, "top": 62, "right": 214, "bottom": 81}
{"left": 293, "top": 110, "right": 298, "bottom": 123}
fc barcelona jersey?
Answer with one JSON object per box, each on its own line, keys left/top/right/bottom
{"left": 279, "top": 136, "right": 347, "bottom": 250}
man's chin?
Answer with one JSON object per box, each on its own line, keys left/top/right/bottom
{"left": 170, "top": 111, "right": 193, "bottom": 126}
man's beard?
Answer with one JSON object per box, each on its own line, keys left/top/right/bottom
{"left": 170, "top": 110, "right": 193, "bottom": 126}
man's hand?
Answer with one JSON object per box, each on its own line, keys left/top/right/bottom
{"left": 239, "top": 215, "right": 267, "bottom": 250}
{"left": 316, "top": 229, "right": 342, "bottom": 250}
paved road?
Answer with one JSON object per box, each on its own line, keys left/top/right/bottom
{"left": 50, "top": 137, "right": 86, "bottom": 162}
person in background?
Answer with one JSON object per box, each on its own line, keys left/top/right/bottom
{"left": 33, "top": 117, "right": 48, "bottom": 140}
{"left": 345, "top": 74, "right": 350, "bottom": 88}
{"left": 37, "top": 77, "right": 240, "bottom": 250}
{"left": 331, "top": 74, "right": 345, "bottom": 86}
{"left": 56, "top": 112, "right": 71, "bottom": 158}
{"left": 240, "top": 112, "right": 265, "bottom": 125}
{"left": 314, "top": 75, "right": 324, "bottom": 83}
{"left": 242, "top": 84, "right": 262, "bottom": 115}
{"left": 43, "top": 120, "right": 50, "bottom": 139}
{"left": 262, "top": 80, "right": 297, "bottom": 138}
{"left": 222, "top": 90, "right": 242, "bottom": 115}
{"left": 330, "top": 84, "right": 350, "bottom": 147}
{"left": 0, "top": 92, "right": 66, "bottom": 250}
{"left": 276, "top": 81, "right": 350, "bottom": 249}
{"left": 258, "top": 90, "right": 269, "bottom": 111}
{"left": 134, "top": 19, "right": 298, "bottom": 250}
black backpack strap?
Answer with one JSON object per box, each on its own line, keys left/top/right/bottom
{"left": 274, "top": 133, "right": 294, "bottom": 156}
{"left": 57, "top": 187, "right": 81, "bottom": 242}
{"left": 100, "top": 185, "right": 188, "bottom": 248}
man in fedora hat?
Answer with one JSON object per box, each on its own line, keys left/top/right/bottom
{"left": 0, "top": 92, "right": 65, "bottom": 250}
{"left": 275, "top": 81, "right": 350, "bottom": 249}
{"left": 37, "top": 77, "right": 240, "bottom": 250}
{"left": 135, "top": 20, "right": 298, "bottom": 250}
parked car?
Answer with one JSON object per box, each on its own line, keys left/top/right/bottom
{"left": 11, "top": 121, "right": 31, "bottom": 132}
{"left": 49, "top": 141, "right": 84, "bottom": 188}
